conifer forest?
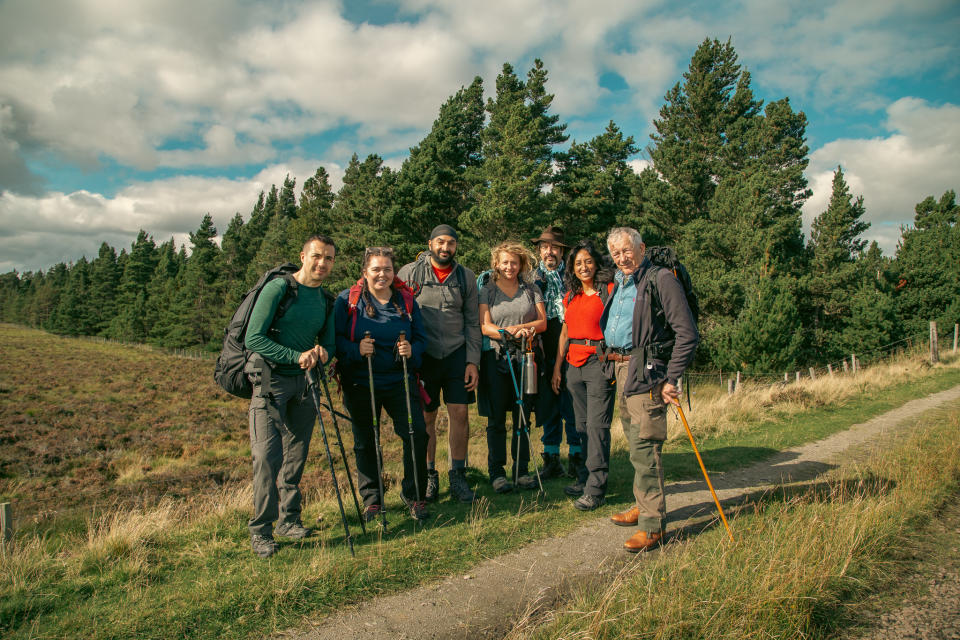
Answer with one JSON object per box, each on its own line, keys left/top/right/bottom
{"left": 1, "top": 40, "right": 957, "bottom": 373}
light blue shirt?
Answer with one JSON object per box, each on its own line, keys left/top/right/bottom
{"left": 603, "top": 270, "right": 637, "bottom": 349}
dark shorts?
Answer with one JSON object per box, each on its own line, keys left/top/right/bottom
{"left": 420, "top": 344, "right": 476, "bottom": 411}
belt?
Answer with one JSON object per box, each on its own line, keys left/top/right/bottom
{"left": 604, "top": 353, "right": 631, "bottom": 363}
{"left": 568, "top": 338, "right": 602, "bottom": 347}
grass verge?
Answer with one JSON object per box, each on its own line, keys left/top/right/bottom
{"left": 506, "top": 400, "right": 960, "bottom": 640}
{"left": 1, "top": 324, "right": 959, "bottom": 639}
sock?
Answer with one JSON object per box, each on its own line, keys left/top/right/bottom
{"left": 568, "top": 445, "right": 582, "bottom": 456}
{"left": 544, "top": 445, "right": 560, "bottom": 455}
{"left": 451, "top": 458, "right": 466, "bottom": 470}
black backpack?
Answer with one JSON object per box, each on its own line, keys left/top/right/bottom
{"left": 214, "top": 263, "right": 300, "bottom": 398}
{"left": 646, "top": 246, "right": 700, "bottom": 325}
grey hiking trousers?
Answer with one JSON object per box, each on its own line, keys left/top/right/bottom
{"left": 247, "top": 368, "right": 315, "bottom": 537}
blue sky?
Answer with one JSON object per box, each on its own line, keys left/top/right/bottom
{"left": 1, "top": 0, "right": 958, "bottom": 272}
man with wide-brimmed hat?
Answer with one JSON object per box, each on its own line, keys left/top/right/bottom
{"left": 530, "top": 225, "right": 581, "bottom": 482}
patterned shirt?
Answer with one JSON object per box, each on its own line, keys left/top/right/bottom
{"left": 537, "top": 262, "right": 566, "bottom": 322}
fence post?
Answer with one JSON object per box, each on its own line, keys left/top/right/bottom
{"left": 727, "top": 379, "right": 734, "bottom": 395}
{"left": 736, "top": 371, "right": 741, "bottom": 391}
{"left": 1, "top": 502, "right": 11, "bottom": 542}
{"left": 954, "top": 323, "right": 958, "bottom": 353}
{"left": 809, "top": 367, "right": 816, "bottom": 380}
{"left": 930, "top": 321, "right": 939, "bottom": 364}
{"left": 843, "top": 359, "right": 849, "bottom": 373}
{"left": 827, "top": 363, "right": 834, "bottom": 377}
{"left": 851, "top": 354, "right": 857, "bottom": 374}
{"left": 784, "top": 372, "right": 788, "bottom": 383}
{"left": 795, "top": 371, "right": 801, "bottom": 383}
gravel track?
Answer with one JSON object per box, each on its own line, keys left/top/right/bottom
{"left": 278, "top": 385, "right": 960, "bottom": 640}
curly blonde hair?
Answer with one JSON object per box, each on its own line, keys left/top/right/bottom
{"left": 489, "top": 240, "right": 538, "bottom": 284}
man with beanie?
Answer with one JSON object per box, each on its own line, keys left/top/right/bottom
{"left": 398, "top": 224, "right": 481, "bottom": 502}
{"left": 531, "top": 225, "right": 582, "bottom": 480}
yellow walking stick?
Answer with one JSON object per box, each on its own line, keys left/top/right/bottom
{"left": 671, "top": 400, "right": 734, "bottom": 542}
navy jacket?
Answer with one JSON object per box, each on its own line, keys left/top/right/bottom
{"left": 334, "top": 288, "right": 426, "bottom": 389}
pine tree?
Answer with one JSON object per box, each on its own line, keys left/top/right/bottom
{"left": 288, "top": 166, "right": 336, "bottom": 255}
{"left": 327, "top": 154, "right": 398, "bottom": 293}
{"left": 552, "top": 121, "right": 640, "bottom": 248}
{"left": 805, "top": 167, "right": 870, "bottom": 358}
{"left": 106, "top": 231, "right": 158, "bottom": 340}
{"left": 894, "top": 190, "right": 960, "bottom": 335}
{"left": 49, "top": 258, "right": 95, "bottom": 335}
{"left": 88, "top": 242, "right": 120, "bottom": 335}
{"left": 145, "top": 239, "right": 182, "bottom": 344}
{"left": 460, "top": 60, "right": 568, "bottom": 270}
{"left": 644, "top": 40, "right": 810, "bottom": 369}
{"left": 724, "top": 276, "right": 805, "bottom": 374}
{"left": 393, "top": 77, "right": 485, "bottom": 261}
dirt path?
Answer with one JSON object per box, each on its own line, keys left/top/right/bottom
{"left": 279, "top": 385, "right": 960, "bottom": 640}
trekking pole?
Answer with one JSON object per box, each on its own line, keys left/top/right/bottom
{"left": 671, "top": 401, "right": 733, "bottom": 542}
{"left": 499, "top": 330, "right": 543, "bottom": 495}
{"left": 398, "top": 331, "right": 424, "bottom": 513}
{"left": 317, "top": 364, "right": 366, "bottom": 535}
{"left": 364, "top": 331, "right": 388, "bottom": 531}
{"left": 519, "top": 334, "right": 544, "bottom": 494}
{"left": 305, "top": 367, "right": 355, "bottom": 556}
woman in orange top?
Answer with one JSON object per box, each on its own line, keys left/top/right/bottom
{"left": 551, "top": 239, "right": 615, "bottom": 511}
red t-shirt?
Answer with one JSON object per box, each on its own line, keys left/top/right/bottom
{"left": 432, "top": 263, "right": 454, "bottom": 283}
{"left": 562, "top": 288, "right": 607, "bottom": 367}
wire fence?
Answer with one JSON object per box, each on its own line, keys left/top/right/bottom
{"left": 685, "top": 323, "right": 959, "bottom": 393}
{"left": 74, "top": 334, "right": 218, "bottom": 361}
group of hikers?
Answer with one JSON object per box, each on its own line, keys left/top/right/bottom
{"left": 239, "top": 222, "right": 699, "bottom": 559}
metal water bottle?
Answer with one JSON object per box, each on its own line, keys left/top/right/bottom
{"left": 523, "top": 351, "right": 538, "bottom": 395}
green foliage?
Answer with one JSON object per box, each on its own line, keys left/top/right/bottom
{"left": 0, "top": 52, "right": 951, "bottom": 366}
{"left": 894, "top": 190, "right": 960, "bottom": 335}
{"left": 551, "top": 121, "right": 640, "bottom": 249}
{"left": 459, "top": 60, "right": 567, "bottom": 270}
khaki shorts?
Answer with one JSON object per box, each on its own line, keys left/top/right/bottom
{"left": 625, "top": 384, "right": 667, "bottom": 441}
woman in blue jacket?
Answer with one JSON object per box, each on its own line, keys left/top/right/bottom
{"left": 335, "top": 246, "right": 430, "bottom": 522}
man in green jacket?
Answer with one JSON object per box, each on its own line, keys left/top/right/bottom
{"left": 244, "top": 235, "right": 336, "bottom": 558}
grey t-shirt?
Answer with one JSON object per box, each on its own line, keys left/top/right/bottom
{"left": 480, "top": 281, "right": 543, "bottom": 353}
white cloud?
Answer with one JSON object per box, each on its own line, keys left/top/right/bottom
{"left": 0, "top": 159, "right": 341, "bottom": 272}
{"left": 802, "top": 97, "right": 960, "bottom": 254}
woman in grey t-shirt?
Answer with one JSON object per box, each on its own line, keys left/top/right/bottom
{"left": 478, "top": 240, "right": 547, "bottom": 493}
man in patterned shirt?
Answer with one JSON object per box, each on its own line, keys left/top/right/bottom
{"left": 531, "top": 225, "right": 581, "bottom": 480}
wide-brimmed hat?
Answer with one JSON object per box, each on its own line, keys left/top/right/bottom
{"left": 530, "top": 225, "right": 569, "bottom": 248}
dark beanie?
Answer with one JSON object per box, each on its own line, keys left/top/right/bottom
{"left": 429, "top": 224, "right": 458, "bottom": 241}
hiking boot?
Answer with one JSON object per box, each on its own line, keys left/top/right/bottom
{"left": 250, "top": 534, "right": 278, "bottom": 558}
{"left": 425, "top": 469, "right": 440, "bottom": 502}
{"left": 492, "top": 476, "right": 513, "bottom": 494}
{"left": 624, "top": 530, "right": 662, "bottom": 553}
{"left": 574, "top": 494, "right": 605, "bottom": 511}
{"left": 541, "top": 453, "right": 563, "bottom": 479}
{"left": 516, "top": 475, "right": 538, "bottom": 490}
{"left": 564, "top": 481, "right": 584, "bottom": 496}
{"left": 363, "top": 504, "right": 384, "bottom": 523}
{"left": 566, "top": 452, "right": 584, "bottom": 479}
{"left": 402, "top": 495, "right": 430, "bottom": 521}
{"left": 448, "top": 469, "right": 475, "bottom": 503}
{"left": 274, "top": 521, "right": 314, "bottom": 539}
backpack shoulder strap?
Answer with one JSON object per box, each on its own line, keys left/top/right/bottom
{"left": 347, "top": 280, "right": 364, "bottom": 342}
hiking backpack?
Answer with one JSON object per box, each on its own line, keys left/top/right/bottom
{"left": 344, "top": 276, "right": 416, "bottom": 342}
{"left": 213, "top": 263, "right": 300, "bottom": 399}
{"left": 646, "top": 246, "right": 700, "bottom": 326}
{"left": 405, "top": 251, "right": 468, "bottom": 300}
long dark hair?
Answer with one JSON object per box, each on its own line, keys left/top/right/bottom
{"left": 564, "top": 240, "right": 614, "bottom": 299}
{"left": 360, "top": 246, "right": 407, "bottom": 320}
